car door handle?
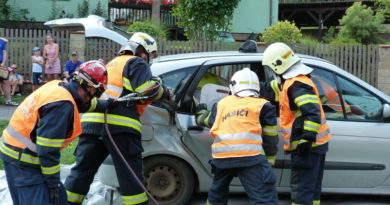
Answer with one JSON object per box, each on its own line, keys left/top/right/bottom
{"left": 188, "top": 126, "right": 204, "bottom": 131}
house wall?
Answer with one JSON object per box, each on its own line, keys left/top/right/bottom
{"left": 231, "top": 0, "right": 278, "bottom": 39}
{"left": 8, "top": 0, "right": 109, "bottom": 22}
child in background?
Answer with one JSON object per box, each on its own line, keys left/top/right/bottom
{"left": 31, "top": 47, "right": 44, "bottom": 91}
{"left": 8, "top": 64, "right": 24, "bottom": 96}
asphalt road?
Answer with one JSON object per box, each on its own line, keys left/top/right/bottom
{"left": 189, "top": 193, "right": 390, "bottom": 205}
{"left": 0, "top": 105, "right": 16, "bottom": 120}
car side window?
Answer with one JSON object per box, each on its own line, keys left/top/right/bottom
{"left": 311, "top": 68, "right": 345, "bottom": 120}
{"left": 195, "top": 63, "right": 265, "bottom": 110}
{"left": 159, "top": 66, "right": 197, "bottom": 94}
{"left": 336, "top": 75, "right": 383, "bottom": 121}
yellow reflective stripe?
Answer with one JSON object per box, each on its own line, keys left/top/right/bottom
{"left": 121, "top": 192, "right": 148, "bottom": 205}
{"left": 267, "top": 156, "right": 276, "bottom": 165}
{"left": 0, "top": 141, "right": 40, "bottom": 165}
{"left": 238, "top": 81, "right": 259, "bottom": 86}
{"left": 313, "top": 200, "right": 320, "bottom": 205}
{"left": 66, "top": 190, "right": 85, "bottom": 203}
{"left": 123, "top": 77, "right": 134, "bottom": 92}
{"left": 81, "top": 113, "right": 142, "bottom": 133}
{"left": 155, "top": 87, "right": 164, "bottom": 100}
{"left": 87, "top": 98, "right": 97, "bottom": 112}
{"left": 263, "top": 125, "right": 278, "bottom": 136}
{"left": 36, "top": 136, "right": 64, "bottom": 148}
{"left": 292, "top": 203, "right": 301, "bottom": 205}
{"left": 304, "top": 120, "right": 321, "bottom": 133}
{"left": 41, "top": 164, "right": 60, "bottom": 175}
{"left": 293, "top": 110, "right": 302, "bottom": 118}
{"left": 207, "top": 200, "right": 213, "bottom": 205}
{"left": 294, "top": 94, "right": 319, "bottom": 107}
{"left": 270, "top": 80, "right": 280, "bottom": 102}
{"left": 135, "top": 80, "right": 156, "bottom": 93}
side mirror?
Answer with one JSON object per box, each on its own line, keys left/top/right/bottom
{"left": 383, "top": 104, "right": 390, "bottom": 119}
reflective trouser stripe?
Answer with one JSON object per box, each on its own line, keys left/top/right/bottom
{"left": 81, "top": 113, "right": 142, "bottom": 133}
{"left": 5, "top": 125, "right": 37, "bottom": 152}
{"left": 0, "top": 141, "right": 40, "bottom": 165}
{"left": 41, "top": 164, "right": 60, "bottom": 175}
{"left": 67, "top": 190, "right": 85, "bottom": 203}
{"left": 313, "top": 200, "right": 321, "bottom": 205}
{"left": 36, "top": 136, "right": 64, "bottom": 148}
{"left": 121, "top": 192, "right": 148, "bottom": 205}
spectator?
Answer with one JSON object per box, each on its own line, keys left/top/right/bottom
{"left": 43, "top": 34, "right": 61, "bottom": 81}
{"left": 63, "top": 51, "right": 82, "bottom": 82}
{"left": 0, "top": 37, "right": 18, "bottom": 106}
{"left": 31, "top": 46, "right": 44, "bottom": 91}
{"left": 9, "top": 64, "right": 24, "bottom": 96}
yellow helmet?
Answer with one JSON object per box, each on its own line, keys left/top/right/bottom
{"left": 262, "top": 42, "right": 300, "bottom": 75}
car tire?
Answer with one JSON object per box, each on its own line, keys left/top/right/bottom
{"left": 144, "top": 156, "right": 195, "bottom": 205}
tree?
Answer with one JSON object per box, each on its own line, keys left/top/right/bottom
{"left": 338, "top": 2, "right": 385, "bottom": 44}
{"left": 374, "top": 0, "right": 390, "bottom": 20}
{"left": 127, "top": 21, "right": 167, "bottom": 39}
{"left": 78, "top": 0, "right": 89, "bottom": 18}
{"left": 259, "top": 20, "right": 302, "bottom": 44}
{"left": 93, "top": 0, "right": 105, "bottom": 17}
{"left": 172, "top": 0, "right": 240, "bottom": 41}
{"left": 0, "top": 0, "right": 10, "bottom": 22}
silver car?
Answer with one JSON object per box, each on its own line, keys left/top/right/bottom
{"left": 46, "top": 16, "right": 390, "bottom": 205}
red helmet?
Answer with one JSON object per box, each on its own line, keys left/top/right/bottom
{"left": 75, "top": 60, "right": 107, "bottom": 97}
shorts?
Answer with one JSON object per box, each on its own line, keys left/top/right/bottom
{"left": 32, "top": 72, "right": 42, "bottom": 85}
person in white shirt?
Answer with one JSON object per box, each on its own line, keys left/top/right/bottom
{"left": 31, "top": 46, "right": 44, "bottom": 91}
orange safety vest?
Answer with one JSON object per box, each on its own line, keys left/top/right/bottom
{"left": 99, "top": 55, "right": 149, "bottom": 115}
{"left": 279, "top": 75, "right": 331, "bottom": 151}
{"left": 210, "top": 95, "right": 267, "bottom": 159}
{"left": 2, "top": 80, "right": 81, "bottom": 152}
{"left": 312, "top": 76, "right": 351, "bottom": 113}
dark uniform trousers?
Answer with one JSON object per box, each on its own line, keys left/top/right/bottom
{"left": 65, "top": 133, "right": 146, "bottom": 205}
{"left": 291, "top": 152, "right": 326, "bottom": 205}
{"left": 3, "top": 160, "right": 67, "bottom": 205}
{"left": 207, "top": 157, "right": 278, "bottom": 205}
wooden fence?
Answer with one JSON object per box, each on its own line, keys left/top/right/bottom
{"left": 0, "top": 28, "right": 379, "bottom": 87}
{"left": 0, "top": 28, "right": 69, "bottom": 79}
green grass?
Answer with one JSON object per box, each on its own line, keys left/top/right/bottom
{"left": 0, "top": 120, "right": 78, "bottom": 170}
{"left": 0, "top": 94, "right": 28, "bottom": 104}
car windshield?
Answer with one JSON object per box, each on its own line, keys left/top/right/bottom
{"left": 103, "top": 21, "right": 131, "bottom": 39}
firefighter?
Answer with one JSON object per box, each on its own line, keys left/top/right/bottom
{"left": 64, "top": 32, "right": 171, "bottom": 205}
{"left": 0, "top": 61, "right": 108, "bottom": 205}
{"left": 262, "top": 42, "right": 331, "bottom": 205}
{"left": 196, "top": 68, "right": 279, "bottom": 205}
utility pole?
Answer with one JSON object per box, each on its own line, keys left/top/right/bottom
{"left": 151, "top": 0, "right": 161, "bottom": 23}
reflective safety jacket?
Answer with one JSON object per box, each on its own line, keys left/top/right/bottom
{"left": 0, "top": 80, "right": 82, "bottom": 188}
{"left": 210, "top": 95, "right": 278, "bottom": 159}
{"left": 81, "top": 55, "right": 163, "bottom": 137}
{"left": 2, "top": 80, "right": 81, "bottom": 151}
{"left": 279, "top": 75, "right": 331, "bottom": 152}
{"left": 311, "top": 75, "right": 351, "bottom": 114}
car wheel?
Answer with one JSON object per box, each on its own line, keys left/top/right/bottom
{"left": 144, "top": 156, "right": 195, "bottom": 205}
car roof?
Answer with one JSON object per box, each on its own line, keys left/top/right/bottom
{"left": 153, "top": 51, "right": 328, "bottom": 64}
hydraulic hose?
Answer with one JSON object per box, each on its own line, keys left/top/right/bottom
{"left": 104, "top": 110, "right": 160, "bottom": 205}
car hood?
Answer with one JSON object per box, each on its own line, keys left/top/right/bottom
{"left": 44, "top": 15, "right": 128, "bottom": 45}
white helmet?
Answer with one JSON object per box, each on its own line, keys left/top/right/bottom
{"left": 229, "top": 68, "right": 260, "bottom": 97}
{"left": 262, "top": 42, "right": 300, "bottom": 75}
{"left": 129, "top": 32, "right": 158, "bottom": 58}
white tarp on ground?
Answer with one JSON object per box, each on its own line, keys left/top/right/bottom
{"left": 0, "top": 164, "right": 118, "bottom": 205}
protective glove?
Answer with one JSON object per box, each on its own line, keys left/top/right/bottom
{"left": 267, "top": 156, "right": 276, "bottom": 166}
{"left": 195, "top": 103, "right": 210, "bottom": 127}
{"left": 48, "top": 186, "right": 60, "bottom": 205}
{"left": 107, "top": 98, "right": 118, "bottom": 110}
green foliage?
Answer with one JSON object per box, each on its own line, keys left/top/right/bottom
{"left": 300, "top": 35, "right": 320, "bottom": 45}
{"left": 0, "top": 0, "right": 10, "bottom": 22}
{"left": 78, "top": 0, "right": 89, "bottom": 18}
{"left": 0, "top": 0, "right": 34, "bottom": 21}
{"left": 93, "top": 0, "right": 105, "bottom": 17}
{"left": 172, "top": 0, "right": 240, "bottom": 41}
{"left": 127, "top": 21, "right": 167, "bottom": 39}
{"left": 260, "top": 20, "right": 303, "bottom": 44}
{"left": 330, "top": 37, "right": 360, "bottom": 45}
{"left": 338, "top": 2, "right": 385, "bottom": 44}
{"left": 374, "top": 0, "right": 390, "bottom": 20}
{"left": 322, "top": 26, "right": 337, "bottom": 43}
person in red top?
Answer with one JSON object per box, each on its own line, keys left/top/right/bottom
{"left": 0, "top": 61, "right": 109, "bottom": 205}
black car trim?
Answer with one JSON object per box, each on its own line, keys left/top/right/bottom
{"left": 275, "top": 160, "right": 385, "bottom": 170}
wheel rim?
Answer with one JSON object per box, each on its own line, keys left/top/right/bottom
{"left": 145, "top": 165, "right": 183, "bottom": 202}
